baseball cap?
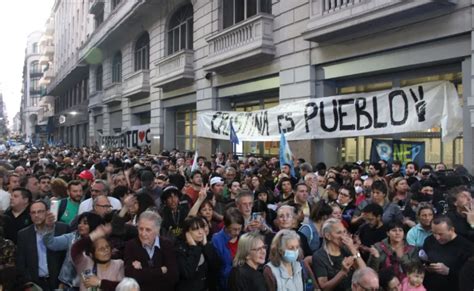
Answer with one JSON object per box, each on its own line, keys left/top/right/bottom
{"left": 210, "top": 176, "right": 224, "bottom": 186}
{"left": 78, "top": 170, "right": 94, "bottom": 181}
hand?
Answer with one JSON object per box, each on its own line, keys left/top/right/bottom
{"left": 463, "top": 207, "right": 474, "bottom": 225}
{"left": 198, "top": 184, "right": 209, "bottom": 202}
{"left": 369, "top": 246, "right": 380, "bottom": 258}
{"left": 124, "top": 194, "right": 137, "bottom": 209}
{"left": 341, "top": 256, "right": 355, "bottom": 273}
{"left": 132, "top": 260, "right": 142, "bottom": 270}
{"left": 83, "top": 275, "right": 101, "bottom": 288}
{"left": 186, "top": 232, "right": 196, "bottom": 246}
{"left": 161, "top": 266, "right": 168, "bottom": 274}
{"left": 427, "top": 263, "right": 449, "bottom": 275}
{"left": 45, "top": 211, "right": 56, "bottom": 229}
{"left": 341, "top": 235, "right": 357, "bottom": 254}
{"left": 403, "top": 217, "right": 417, "bottom": 228}
{"left": 352, "top": 234, "right": 361, "bottom": 249}
{"left": 90, "top": 224, "right": 112, "bottom": 241}
{"left": 246, "top": 220, "right": 262, "bottom": 232}
{"left": 202, "top": 233, "right": 207, "bottom": 246}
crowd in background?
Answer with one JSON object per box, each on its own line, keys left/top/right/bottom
{"left": 0, "top": 145, "right": 473, "bottom": 291}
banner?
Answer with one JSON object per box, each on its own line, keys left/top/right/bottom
{"left": 370, "top": 139, "right": 425, "bottom": 167}
{"left": 99, "top": 125, "right": 151, "bottom": 148}
{"left": 197, "top": 81, "right": 462, "bottom": 142}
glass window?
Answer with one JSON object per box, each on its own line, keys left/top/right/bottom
{"left": 176, "top": 108, "right": 196, "bottom": 150}
{"left": 112, "top": 51, "right": 122, "bottom": 83}
{"left": 95, "top": 65, "right": 103, "bottom": 91}
{"left": 135, "top": 32, "right": 149, "bottom": 71}
{"left": 168, "top": 4, "right": 193, "bottom": 55}
{"left": 112, "top": 0, "right": 121, "bottom": 10}
{"left": 223, "top": 0, "right": 272, "bottom": 29}
{"left": 30, "top": 61, "right": 40, "bottom": 74}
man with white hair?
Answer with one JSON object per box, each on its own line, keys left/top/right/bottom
{"left": 124, "top": 211, "right": 178, "bottom": 291}
{"left": 351, "top": 267, "right": 379, "bottom": 291}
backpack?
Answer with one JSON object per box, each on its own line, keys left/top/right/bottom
{"left": 57, "top": 198, "right": 68, "bottom": 221}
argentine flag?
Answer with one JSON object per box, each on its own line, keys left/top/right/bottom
{"left": 279, "top": 132, "right": 295, "bottom": 177}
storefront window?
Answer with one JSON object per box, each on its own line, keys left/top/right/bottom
{"left": 339, "top": 72, "right": 463, "bottom": 168}
{"left": 176, "top": 109, "right": 196, "bottom": 150}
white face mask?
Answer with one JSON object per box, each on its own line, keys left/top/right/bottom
{"left": 355, "top": 186, "right": 363, "bottom": 194}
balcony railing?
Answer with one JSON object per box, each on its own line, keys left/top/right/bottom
{"left": 204, "top": 14, "right": 275, "bottom": 72}
{"left": 122, "top": 70, "right": 150, "bottom": 99}
{"left": 44, "top": 45, "right": 54, "bottom": 56}
{"left": 152, "top": 49, "right": 194, "bottom": 89}
{"left": 29, "top": 69, "right": 43, "bottom": 77}
{"left": 29, "top": 88, "right": 42, "bottom": 96}
{"left": 304, "top": 0, "right": 457, "bottom": 42}
{"left": 103, "top": 83, "right": 122, "bottom": 105}
{"left": 88, "top": 90, "right": 104, "bottom": 110}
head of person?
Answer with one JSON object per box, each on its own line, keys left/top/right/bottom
{"left": 210, "top": 176, "right": 225, "bottom": 196}
{"left": 29, "top": 200, "right": 48, "bottom": 227}
{"left": 447, "top": 185, "right": 472, "bottom": 213}
{"left": 337, "top": 185, "right": 355, "bottom": 206}
{"left": 229, "top": 180, "right": 241, "bottom": 196}
{"left": 391, "top": 177, "right": 408, "bottom": 195}
{"left": 326, "top": 182, "right": 340, "bottom": 201}
{"left": 224, "top": 167, "right": 237, "bottom": 183}
{"left": 316, "top": 175, "right": 327, "bottom": 188}
{"left": 269, "top": 229, "right": 301, "bottom": 266}
{"left": 67, "top": 180, "right": 83, "bottom": 203}
{"left": 90, "top": 237, "right": 112, "bottom": 264}
{"left": 405, "top": 162, "right": 418, "bottom": 177}
{"left": 278, "top": 177, "right": 293, "bottom": 194}
{"left": 255, "top": 188, "right": 270, "bottom": 204}
{"left": 113, "top": 174, "right": 128, "bottom": 188}
{"left": 368, "top": 162, "right": 382, "bottom": 177}
{"left": 50, "top": 178, "right": 68, "bottom": 198}
{"left": 190, "top": 170, "right": 202, "bottom": 186}
{"left": 353, "top": 178, "right": 364, "bottom": 195}
{"left": 310, "top": 201, "right": 333, "bottom": 223}
{"left": 140, "top": 170, "right": 155, "bottom": 189}
{"left": 419, "top": 165, "right": 432, "bottom": 180}
{"left": 321, "top": 218, "right": 347, "bottom": 249}
{"left": 361, "top": 203, "right": 384, "bottom": 228}
{"left": 276, "top": 205, "right": 295, "bottom": 230}
{"left": 224, "top": 207, "right": 244, "bottom": 240}
{"left": 198, "top": 199, "right": 214, "bottom": 223}
{"left": 92, "top": 195, "right": 113, "bottom": 217}
{"left": 386, "top": 220, "right": 405, "bottom": 245}
{"left": 76, "top": 212, "right": 103, "bottom": 237}
{"left": 78, "top": 170, "right": 94, "bottom": 188}
{"left": 15, "top": 166, "right": 26, "bottom": 177}
{"left": 416, "top": 203, "right": 434, "bottom": 229}
{"left": 155, "top": 174, "right": 169, "bottom": 189}
{"left": 7, "top": 173, "right": 21, "bottom": 192}
{"left": 404, "top": 261, "right": 425, "bottom": 289}
{"left": 281, "top": 164, "right": 291, "bottom": 176}
{"left": 21, "top": 174, "right": 40, "bottom": 197}
{"left": 10, "top": 187, "right": 32, "bottom": 211}
{"left": 294, "top": 183, "right": 309, "bottom": 204}
{"left": 435, "top": 163, "right": 447, "bottom": 172}
{"left": 90, "top": 179, "right": 110, "bottom": 199}
{"left": 161, "top": 185, "right": 181, "bottom": 211}
{"left": 330, "top": 203, "right": 342, "bottom": 220}
{"left": 300, "top": 163, "right": 313, "bottom": 178}
{"left": 39, "top": 175, "right": 51, "bottom": 194}
{"left": 371, "top": 180, "right": 388, "bottom": 204}
{"left": 431, "top": 216, "right": 456, "bottom": 245}
{"left": 233, "top": 232, "right": 266, "bottom": 269}
{"left": 115, "top": 278, "right": 140, "bottom": 291}
{"left": 236, "top": 191, "right": 253, "bottom": 219}
{"left": 351, "top": 166, "right": 362, "bottom": 181}
{"left": 391, "top": 160, "right": 402, "bottom": 174}
{"left": 138, "top": 210, "right": 162, "bottom": 247}
{"left": 182, "top": 216, "right": 207, "bottom": 245}
{"left": 351, "top": 267, "right": 379, "bottom": 291}
{"left": 378, "top": 269, "right": 401, "bottom": 291}
{"left": 129, "top": 193, "right": 155, "bottom": 216}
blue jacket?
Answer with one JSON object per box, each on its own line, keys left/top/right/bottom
{"left": 43, "top": 230, "right": 80, "bottom": 288}
{"left": 212, "top": 228, "right": 233, "bottom": 291}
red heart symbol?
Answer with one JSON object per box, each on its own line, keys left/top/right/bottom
{"left": 138, "top": 131, "right": 145, "bottom": 142}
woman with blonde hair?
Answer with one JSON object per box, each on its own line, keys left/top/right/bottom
{"left": 263, "top": 229, "right": 306, "bottom": 290}
{"left": 228, "top": 232, "right": 267, "bottom": 291}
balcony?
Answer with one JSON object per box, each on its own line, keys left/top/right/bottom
{"left": 304, "top": 0, "right": 457, "bottom": 43}
{"left": 44, "top": 45, "right": 54, "bottom": 56}
{"left": 103, "top": 83, "right": 122, "bottom": 105}
{"left": 29, "top": 69, "right": 43, "bottom": 78}
{"left": 122, "top": 70, "right": 150, "bottom": 99}
{"left": 39, "top": 55, "right": 51, "bottom": 66}
{"left": 29, "top": 88, "right": 42, "bottom": 96}
{"left": 152, "top": 49, "right": 194, "bottom": 89}
{"left": 204, "top": 14, "right": 275, "bottom": 72}
{"left": 88, "top": 90, "right": 104, "bottom": 110}
{"left": 89, "top": 0, "right": 104, "bottom": 14}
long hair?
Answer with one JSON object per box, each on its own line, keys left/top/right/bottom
{"left": 268, "top": 229, "right": 300, "bottom": 267}
{"left": 233, "top": 231, "right": 264, "bottom": 267}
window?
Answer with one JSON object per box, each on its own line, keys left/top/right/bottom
{"left": 176, "top": 109, "right": 196, "bottom": 150}
{"left": 95, "top": 65, "right": 103, "bottom": 91}
{"left": 168, "top": 4, "right": 193, "bottom": 55}
{"left": 95, "top": 10, "right": 104, "bottom": 28}
{"left": 30, "top": 78, "right": 40, "bottom": 91}
{"left": 112, "top": 51, "right": 122, "bottom": 83}
{"left": 112, "top": 0, "right": 121, "bottom": 10}
{"left": 30, "top": 61, "right": 40, "bottom": 74}
{"left": 223, "top": 0, "right": 272, "bottom": 29}
{"left": 32, "top": 42, "right": 38, "bottom": 53}
{"left": 134, "top": 32, "right": 150, "bottom": 71}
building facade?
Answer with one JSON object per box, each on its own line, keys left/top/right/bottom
{"left": 45, "top": 0, "right": 474, "bottom": 172}
{"left": 21, "top": 31, "right": 44, "bottom": 143}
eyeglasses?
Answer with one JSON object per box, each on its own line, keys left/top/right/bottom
{"left": 338, "top": 192, "right": 350, "bottom": 197}
{"left": 251, "top": 245, "right": 267, "bottom": 252}
{"left": 278, "top": 213, "right": 293, "bottom": 219}
{"left": 91, "top": 189, "right": 103, "bottom": 193}
{"left": 354, "top": 283, "right": 380, "bottom": 291}
{"left": 30, "top": 210, "right": 46, "bottom": 215}
{"left": 96, "top": 204, "right": 112, "bottom": 209}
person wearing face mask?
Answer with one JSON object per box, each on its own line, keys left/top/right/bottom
{"left": 263, "top": 229, "right": 308, "bottom": 291}
{"left": 353, "top": 178, "right": 365, "bottom": 206}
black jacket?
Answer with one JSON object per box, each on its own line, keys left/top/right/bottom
{"left": 175, "top": 239, "right": 220, "bottom": 291}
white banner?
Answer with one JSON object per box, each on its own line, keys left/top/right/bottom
{"left": 197, "top": 81, "right": 463, "bottom": 142}
{"left": 99, "top": 125, "right": 151, "bottom": 148}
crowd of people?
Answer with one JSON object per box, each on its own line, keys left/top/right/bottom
{"left": 0, "top": 145, "right": 473, "bottom": 291}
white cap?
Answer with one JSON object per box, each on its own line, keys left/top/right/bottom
{"left": 210, "top": 176, "right": 224, "bottom": 186}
